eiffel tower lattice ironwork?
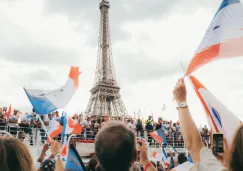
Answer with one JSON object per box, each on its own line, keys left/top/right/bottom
{"left": 85, "top": 0, "right": 128, "bottom": 118}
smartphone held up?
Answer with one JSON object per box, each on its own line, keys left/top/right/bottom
{"left": 212, "top": 133, "right": 224, "bottom": 156}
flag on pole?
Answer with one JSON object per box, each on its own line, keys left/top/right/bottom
{"left": 186, "top": 0, "right": 243, "bottom": 75}
{"left": 149, "top": 129, "right": 167, "bottom": 144}
{"left": 47, "top": 119, "right": 63, "bottom": 143}
{"left": 65, "top": 144, "right": 86, "bottom": 171}
{"left": 188, "top": 75, "right": 242, "bottom": 146}
{"left": 24, "top": 66, "right": 80, "bottom": 115}
{"left": 162, "top": 147, "right": 168, "bottom": 162}
{"left": 62, "top": 116, "right": 82, "bottom": 135}
{"left": 4, "top": 104, "right": 12, "bottom": 120}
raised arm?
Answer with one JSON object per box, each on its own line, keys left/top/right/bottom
{"left": 173, "top": 78, "right": 204, "bottom": 163}
{"left": 138, "top": 140, "right": 157, "bottom": 171}
{"left": 51, "top": 140, "right": 65, "bottom": 171}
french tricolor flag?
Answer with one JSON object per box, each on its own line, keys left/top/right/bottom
{"left": 24, "top": 66, "right": 80, "bottom": 115}
{"left": 188, "top": 75, "right": 242, "bottom": 146}
{"left": 186, "top": 0, "right": 243, "bottom": 75}
{"left": 62, "top": 116, "right": 82, "bottom": 135}
{"left": 149, "top": 129, "right": 167, "bottom": 144}
{"left": 47, "top": 119, "right": 63, "bottom": 143}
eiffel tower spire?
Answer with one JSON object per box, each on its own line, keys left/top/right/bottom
{"left": 85, "top": 0, "right": 128, "bottom": 118}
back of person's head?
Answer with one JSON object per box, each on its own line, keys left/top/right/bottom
{"left": 95, "top": 121, "right": 137, "bottom": 171}
{"left": 40, "top": 159, "right": 55, "bottom": 171}
{"left": 177, "top": 154, "right": 188, "bottom": 164}
{"left": 0, "top": 137, "right": 34, "bottom": 171}
{"left": 229, "top": 124, "right": 243, "bottom": 171}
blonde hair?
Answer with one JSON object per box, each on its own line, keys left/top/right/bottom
{"left": 0, "top": 137, "right": 35, "bottom": 171}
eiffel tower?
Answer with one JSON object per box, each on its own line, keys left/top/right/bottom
{"left": 85, "top": 0, "right": 128, "bottom": 118}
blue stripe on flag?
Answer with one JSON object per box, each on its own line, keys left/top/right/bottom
{"left": 65, "top": 144, "right": 86, "bottom": 171}
{"left": 212, "top": 108, "right": 222, "bottom": 127}
{"left": 162, "top": 147, "right": 168, "bottom": 162}
{"left": 24, "top": 88, "right": 57, "bottom": 115}
{"left": 62, "top": 116, "right": 67, "bottom": 136}
{"left": 156, "top": 129, "right": 167, "bottom": 144}
{"left": 215, "top": 0, "right": 240, "bottom": 17}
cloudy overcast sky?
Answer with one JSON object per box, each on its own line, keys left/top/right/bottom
{"left": 0, "top": 0, "right": 243, "bottom": 126}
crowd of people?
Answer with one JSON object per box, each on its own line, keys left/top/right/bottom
{"left": 0, "top": 78, "right": 243, "bottom": 171}
{"left": 0, "top": 106, "right": 211, "bottom": 148}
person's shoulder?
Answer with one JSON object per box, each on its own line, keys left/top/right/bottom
{"left": 198, "top": 147, "right": 228, "bottom": 171}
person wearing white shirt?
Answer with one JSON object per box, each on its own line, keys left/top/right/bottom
{"left": 84, "top": 116, "right": 92, "bottom": 128}
{"left": 127, "top": 120, "right": 132, "bottom": 129}
{"left": 8, "top": 110, "right": 19, "bottom": 136}
{"left": 72, "top": 114, "right": 79, "bottom": 123}
{"left": 19, "top": 112, "right": 34, "bottom": 145}
{"left": 84, "top": 116, "right": 92, "bottom": 139}
{"left": 52, "top": 111, "right": 61, "bottom": 123}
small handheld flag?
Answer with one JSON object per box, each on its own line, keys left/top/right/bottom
{"left": 149, "top": 129, "right": 167, "bottom": 144}
{"left": 65, "top": 144, "right": 86, "bottom": 171}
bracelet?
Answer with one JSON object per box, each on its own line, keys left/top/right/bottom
{"left": 54, "top": 153, "right": 62, "bottom": 161}
{"left": 144, "top": 162, "right": 152, "bottom": 171}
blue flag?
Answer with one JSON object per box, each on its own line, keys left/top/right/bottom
{"left": 188, "top": 153, "right": 193, "bottom": 163}
{"left": 65, "top": 144, "right": 86, "bottom": 171}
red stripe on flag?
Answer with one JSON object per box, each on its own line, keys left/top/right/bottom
{"left": 186, "top": 44, "right": 220, "bottom": 75}
{"left": 190, "top": 76, "right": 220, "bottom": 133}
{"left": 47, "top": 125, "right": 63, "bottom": 143}
{"left": 152, "top": 152, "right": 157, "bottom": 158}
{"left": 149, "top": 131, "right": 163, "bottom": 144}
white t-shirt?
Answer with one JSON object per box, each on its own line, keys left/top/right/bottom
{"left": 21, "top": 114, "right": 32, "bottom": 123}
{"left": 189, "top": 147, "right": 228, "bottom": 171}
{"left": 127, "top": 122, "right": 132, "bottom": 129}
{"left": 8, "top": 114, "right": 19, "bottom": 127}
{"left": 43, "top": 116, "right": 50, "bottom": 123}
{"left": 84, "top": 120, "right": 91, "bottom": 128}
{"left": 42, "top": 116, "right": 50, "bottom": 129}
{"left": 53, "top": 116, "right": 61, "bottom": 123}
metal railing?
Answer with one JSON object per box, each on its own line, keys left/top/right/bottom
{"left": 0, "top": 125, "right": 210, "bottom": 149}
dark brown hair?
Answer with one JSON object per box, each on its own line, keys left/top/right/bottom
{"left": 0, "top": 137, "right": 34, "bottom": 171}
{"left": 229, "top": 124, "right": 243, "bottom": 171}
{"left": 95, "top": 121, "right": 137, "bottom": 171}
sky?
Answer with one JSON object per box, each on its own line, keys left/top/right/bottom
{"left": 0, "top": 0, "right": 243, "bottom": 126}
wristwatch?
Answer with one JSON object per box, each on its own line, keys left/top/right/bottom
{"left": 176, "top": 102, "right": 188, "bottom": 110}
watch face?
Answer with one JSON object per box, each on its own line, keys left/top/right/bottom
{"left": 180, "top": 102, "right": 187, "bottom": 107}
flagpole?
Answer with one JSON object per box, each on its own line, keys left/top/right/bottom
{"left": 67, "top": 134, "right": 76, "bottom": 154}
{"left": 37, "top": 114, "right": 52, "bottom": 142}
{"left": 172, "top": 63, "right": 187, "bottom": 101}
